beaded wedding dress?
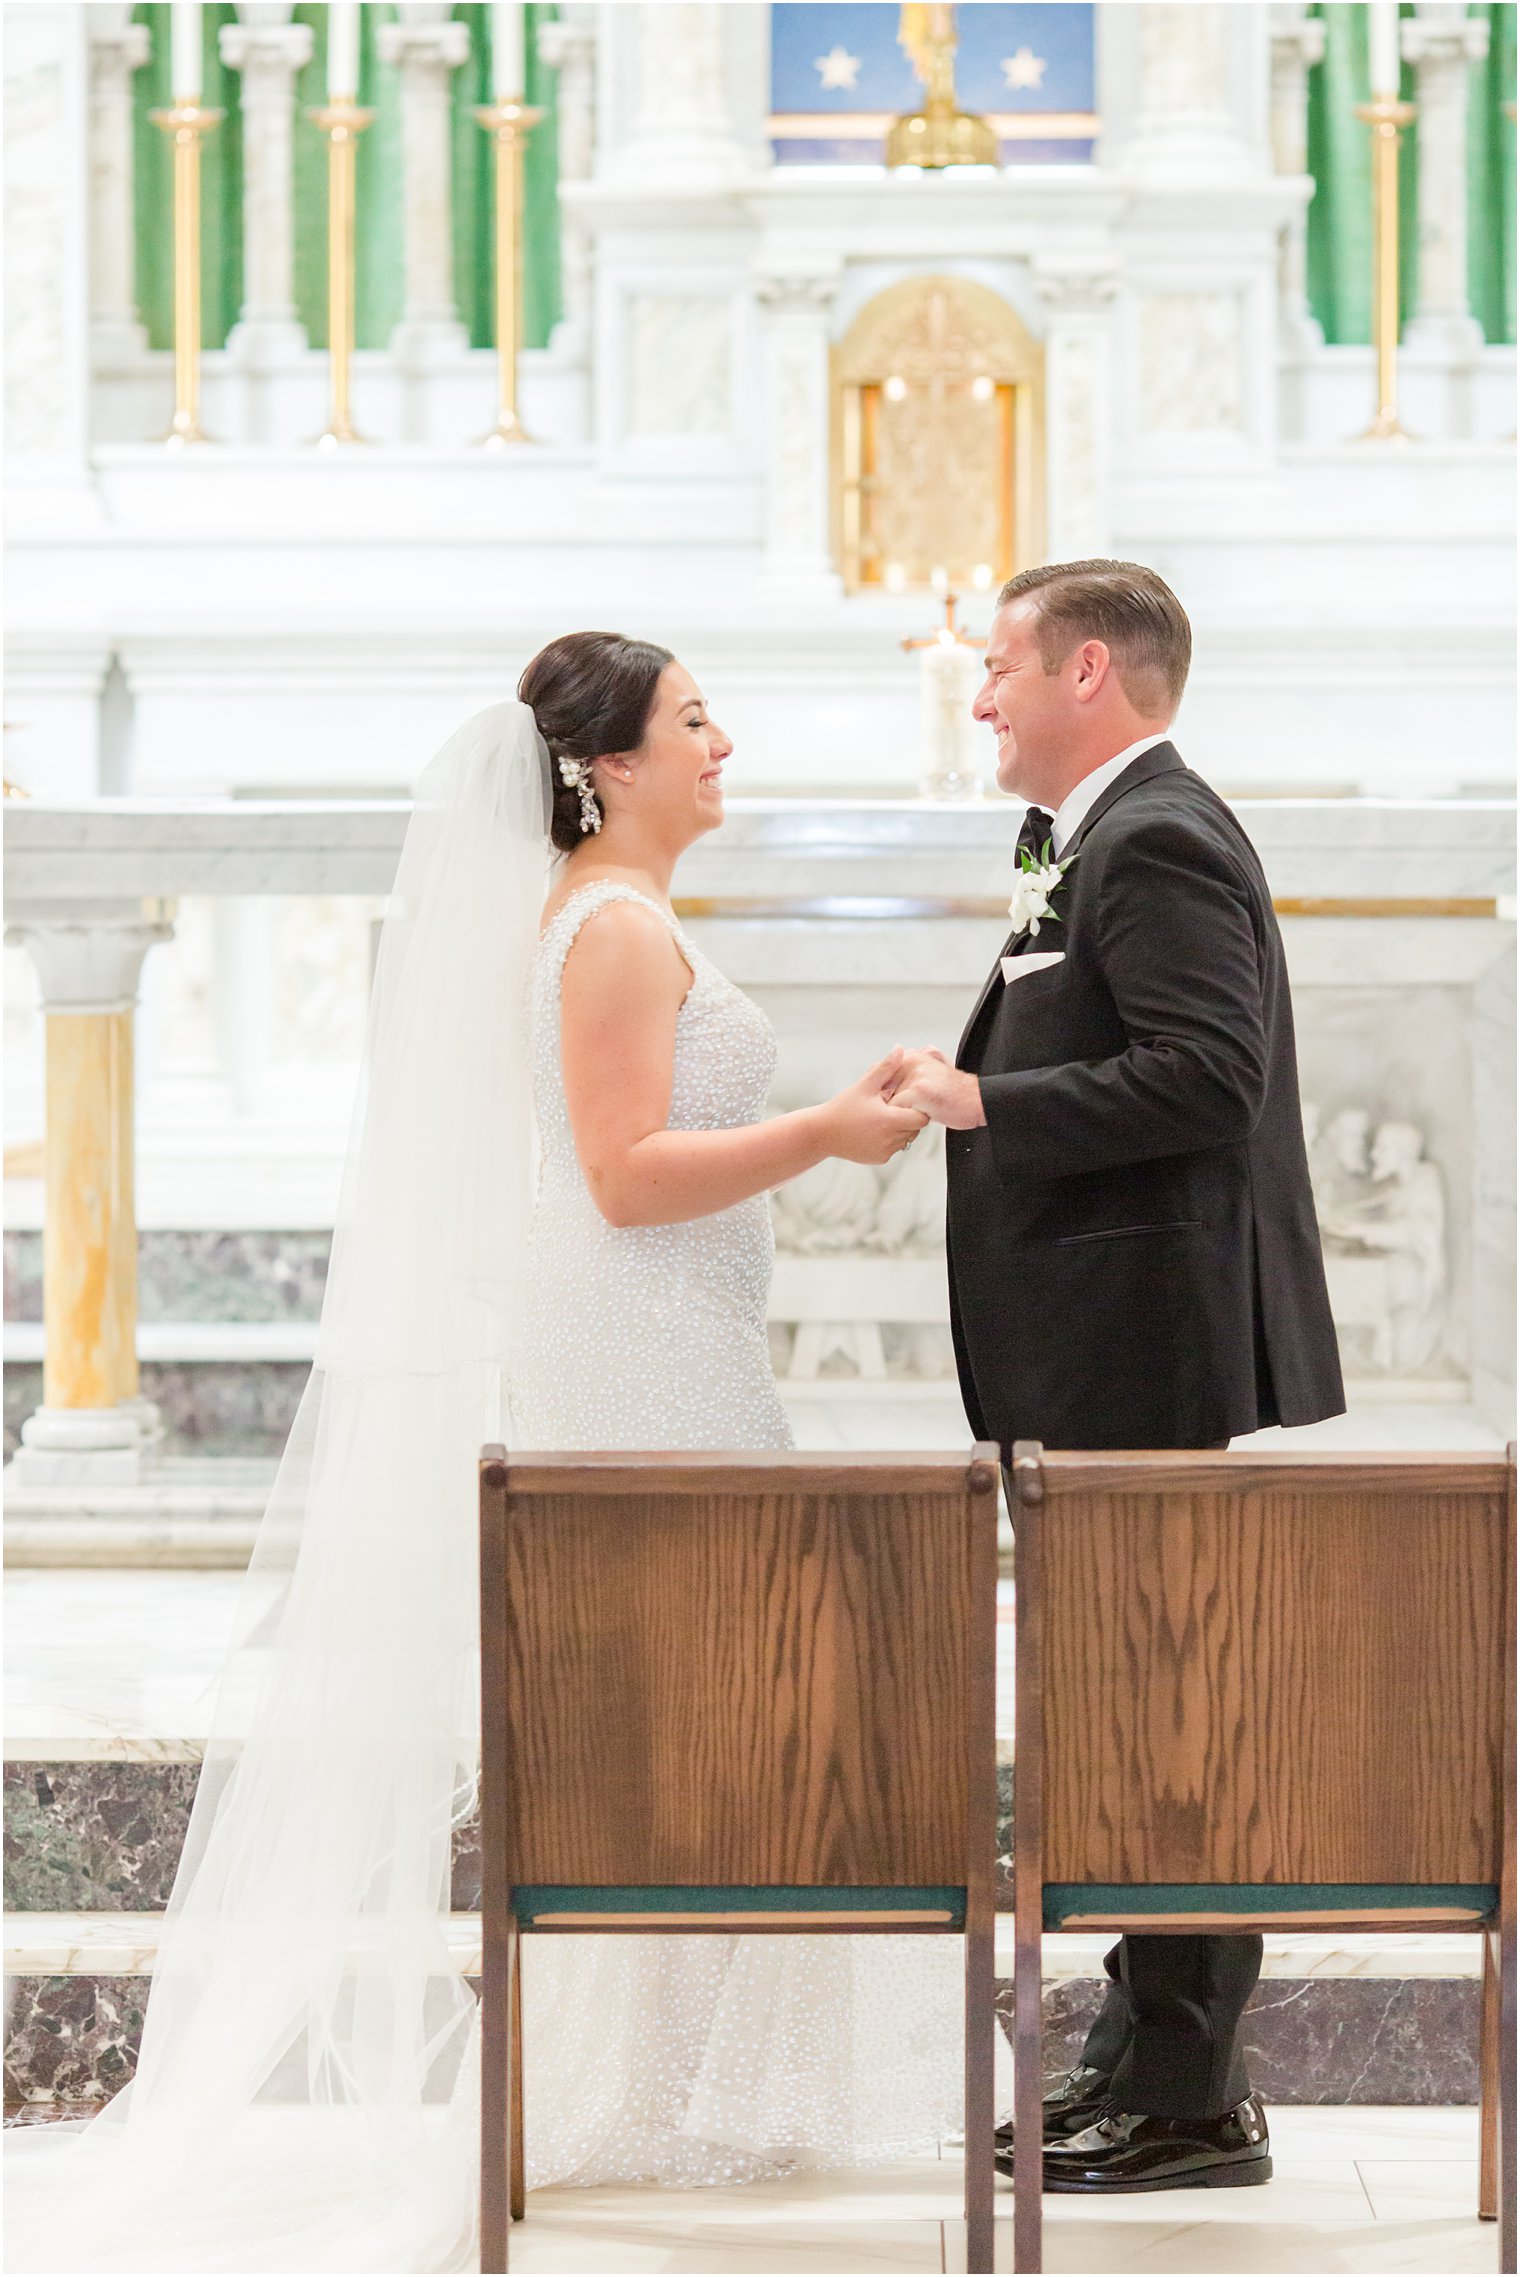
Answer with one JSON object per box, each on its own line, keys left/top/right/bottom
{"left": 512, "top": 880, "right": 975, "bottom": 2185}
{"left": 5, "top": 711, "right": 991, "bottom": 2276}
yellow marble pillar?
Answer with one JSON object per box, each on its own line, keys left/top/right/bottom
{"left": 42, "top": 1009, "right": 138, "bottom": 1411}
{"left": 8, "top": 898, "right": 172, "bottom": 1476}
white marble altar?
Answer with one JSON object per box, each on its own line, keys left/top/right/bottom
{"left": 5, "top": 791, "right": 1514, "bottom": 1443}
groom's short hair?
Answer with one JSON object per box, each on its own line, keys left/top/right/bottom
{"left": 996, "top": 559, "right": 1191, "bottom": 716}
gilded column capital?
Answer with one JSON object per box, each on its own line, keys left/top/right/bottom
{"left": 6, "top": 898, "right": 175, "bottom": 1014}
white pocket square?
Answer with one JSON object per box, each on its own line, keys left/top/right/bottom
{"left": 1001, "top": 950, "right": 1066, "bottom": 985}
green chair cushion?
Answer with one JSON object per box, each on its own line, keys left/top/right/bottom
{"left": 1042, "top": 1882, "right": 1498, "bottom": 1930}
{"left": 513, "top": 1884, "right": 966, "bottom": 1927}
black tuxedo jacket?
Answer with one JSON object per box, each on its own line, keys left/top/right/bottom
{"left": 945, "top": 743, "right": 1344, "bottom": 1453}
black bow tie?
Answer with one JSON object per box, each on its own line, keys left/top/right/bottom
{"left": 1017, "top": 807, "right": 1054, "bottom": 866}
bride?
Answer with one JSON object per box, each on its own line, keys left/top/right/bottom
{"left": 6, "top": 633, "right": 980, "bottom": 2274}
{"left": 513, "top": 631, "right": 968, "bottom": 2192}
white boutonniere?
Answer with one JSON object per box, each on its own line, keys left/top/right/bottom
{"left": 1008, "top": 839, "right": 1076, "bottom": 940}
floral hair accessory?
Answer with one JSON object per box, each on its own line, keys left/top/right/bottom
{"left": 557, "top": 753, "right": 602, "bottom": 836}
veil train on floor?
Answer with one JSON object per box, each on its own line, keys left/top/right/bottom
{"left": 7, "top": 703, "right": 551, "bottom": 2274}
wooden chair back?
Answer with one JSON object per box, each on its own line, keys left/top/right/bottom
{"left": 481, "top": 1449, "right": 999, "bottom": 1894}
{"left": 1006, "top": 1446, "right": 1517, "bottom": 2277}
{"left": 1013, "top": 1449, "right": 1512, "bottom": 1894}
{"left": 478, "top": 1447, "right": 1003, "bottom": 2274}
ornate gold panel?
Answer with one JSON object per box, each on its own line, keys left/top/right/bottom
{"left": 834, "top": 275, "right": 1045, "bottom": 594}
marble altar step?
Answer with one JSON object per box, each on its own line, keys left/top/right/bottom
{"left": 4, "top": 1396, "right": 1508, "bottom": 1567}
{"left": 3, "top": 1459, "right": 277, "bottom": 1568}
{"left": 0, "top": 1906, "right": 1484, "bottom": 2116}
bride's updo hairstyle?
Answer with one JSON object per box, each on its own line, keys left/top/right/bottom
{"left": 519, "top": 630, "right": 674, "bottom": 853}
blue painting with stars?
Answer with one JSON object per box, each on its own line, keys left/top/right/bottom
{"left": 770, "top": 3, "right": 1095, "bottom": 164}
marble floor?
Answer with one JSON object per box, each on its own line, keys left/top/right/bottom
{"left": 471, "top": 2111, "right": 1494, "bottom": 2273}
{"left": 0, "top": 2109, "right": 1495, "bottom": 2272}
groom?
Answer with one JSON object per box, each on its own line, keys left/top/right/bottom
{"left": 890, "top": 559, "right": 1344, "bottom": 2194}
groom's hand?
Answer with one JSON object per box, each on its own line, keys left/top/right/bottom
{"left": 886, "top": 1048, "right": 987, "bottom": 1130}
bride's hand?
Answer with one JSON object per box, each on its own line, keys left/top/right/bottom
{"left": 818, "top": 1050, "right": 930, "bottom": 1165}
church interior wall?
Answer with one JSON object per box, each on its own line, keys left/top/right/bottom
{"left": 3, "top": 0, "right": 1515, "bottom": 1460}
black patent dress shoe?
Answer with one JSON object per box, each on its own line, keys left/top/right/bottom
{"left": 992, "top": 2066, "right": 1113, "bottom": 2167}
{"left": 1041, "top": 2094, "right": 1272, "bottom": 2193}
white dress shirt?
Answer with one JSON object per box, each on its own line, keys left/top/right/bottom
{"left": 1033, "top": 732, "right": 1174, "bottom": 859}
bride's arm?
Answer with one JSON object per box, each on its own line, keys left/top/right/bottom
{"left": 560, "top": 902, "right": 923, "bottom": 1229}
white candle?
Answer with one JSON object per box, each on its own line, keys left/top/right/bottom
{"left": 1368, "top": 1, "right": 1401, "bottom": 94}
{"left": 491, "top": 4, "right": 525, "bottom": 99}
{"left": 327, "top": 1, "right": 361, "bottom": 102}
{"left": 170, "top": 2, "right": 202, "bottom": 103}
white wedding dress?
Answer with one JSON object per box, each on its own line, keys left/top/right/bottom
{"left": 4, "top": 721, "right": 998, "bottom": 2275}
{"left": 511, "top": 880, "right": 978, "bottom": 2186}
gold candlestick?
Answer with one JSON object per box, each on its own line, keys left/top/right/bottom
{"left": 148, "top": 102, "right": 224, "bottom": 447}
{"left": 1353, "top": 92, "right": 1418, "bottom": 442}
{"left": 310, "top": 100, "right": 376, "bottom": 448}
{"left": 474, "top": 99, "right": 544, "bottom": 448}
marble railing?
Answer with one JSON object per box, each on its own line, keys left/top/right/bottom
{"left": 5, "top": 792, "right": 1516, "bottom": 1474}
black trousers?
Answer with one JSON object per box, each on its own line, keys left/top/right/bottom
{"left": 1077, "top": 1932, "right": 1262, "bottom": 2120}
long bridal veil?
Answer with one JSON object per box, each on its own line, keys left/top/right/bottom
{"left": 6, "top": 703, "right": 553, "bottom": 2273}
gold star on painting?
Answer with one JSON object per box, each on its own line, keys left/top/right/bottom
{"left": 815, "top": 44, "right": 863, "bottom": 93}
{"left": 1000, "top": 47, "right": 1047, "bottom": 93}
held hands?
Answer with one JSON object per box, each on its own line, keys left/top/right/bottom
{"left": 882, "top": 1047, "right": 988, "bottom": 1131}
{"left": 821, "top": 1048, "right": 930, "bottom": 1164}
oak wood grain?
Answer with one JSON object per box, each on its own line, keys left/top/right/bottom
{"left": 1040, "top": 1475, "right": 1507, "bottom": 1885}
{"left": 499, "top": 1471, "right": 987, "bottom": 1887}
